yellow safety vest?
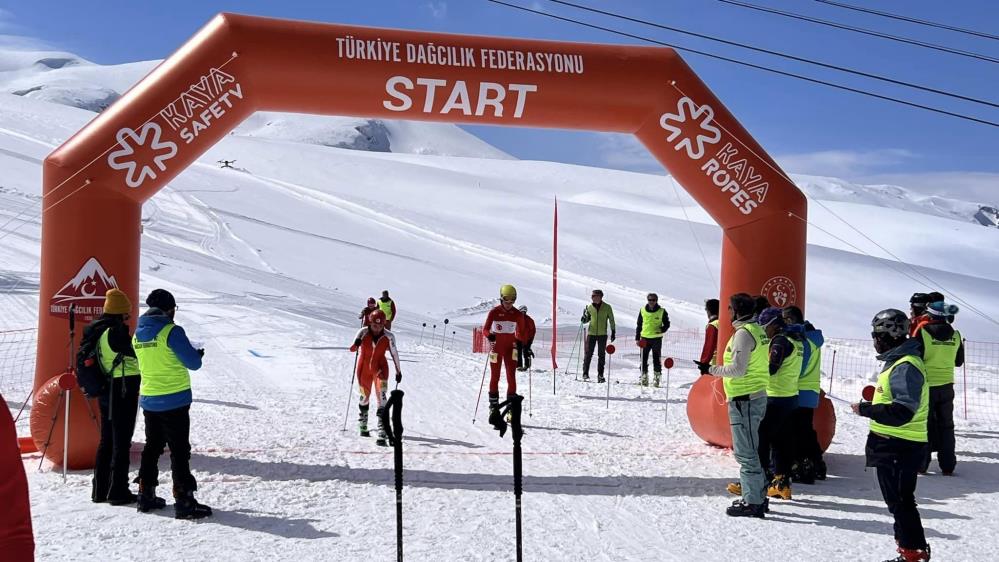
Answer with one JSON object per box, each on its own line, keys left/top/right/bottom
{"left": 767, "top": 337, "right": 802, "bottom": 398}
{"left": 798, "top": 338, "right": 821, "bottom": 393}
{"left": 870, "top": 355, "right": 929, "bottom": 442}
{"left": 98, "top": 329, "right": 140, "bottom": 378}
{"left": 722, "top": 323, "right": 770, "bottom": 399}
{"left": 920, "top": 329, "right": 961, "bottom": 387}
{"left": 640, "top": 307, "right": 665, "bottom": 339}
{"left": 378, "top": 299, "right": 394, "bottom": 322}
{"left": 133, "top": 325, "right": 191, "bottom": 397}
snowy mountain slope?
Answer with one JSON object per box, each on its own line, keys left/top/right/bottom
{"left": 2, "top": 45, "right": 998, "bottom": 562}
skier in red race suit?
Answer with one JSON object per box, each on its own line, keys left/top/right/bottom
{"left": 0, "top": 391, "right": 34, "bottom": 561}
{"left": 350, "top": 309, "right": 402, "bottom": 446}
{"left": 517, "top": 305, "right": 537, "bottom": 372}
{"left": 483, "top": 284, "right": 526, "bottom": 428}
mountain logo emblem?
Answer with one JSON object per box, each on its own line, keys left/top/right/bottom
{"left": 52, "top": 257, "right": 119, "bottom": 305}
{"left": 107, "top": 122, "right": 178, "bottom": 188}
{"left": 659, "top": 97, "right": 722, "bottom": 160}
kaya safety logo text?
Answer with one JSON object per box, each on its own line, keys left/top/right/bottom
{"left": 107, "top": 66, "right": 243, "bottom": 189}
{"left": 660, "top": 97, "right": 769, "bottom": 215}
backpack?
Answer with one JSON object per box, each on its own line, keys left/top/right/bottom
{"left": 75, "top": 321, "right": 117, "bottom": 398}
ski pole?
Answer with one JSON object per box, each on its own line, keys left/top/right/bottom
{"left": 563, "top": 322, "right": 583, "bottom": 378}
{"left": 510, "top": 394, "right": 525, "bottom": 562}
{"left": 472, "top": 341, "right": 494, "bottom": 424}
{"left": 528, "top": 366, "right": 533, "bottom": 417}
{"left": 380, "top": 389, "right": 406, "bottom": 562}
{"left": 341, "top": 349, "right": 360, "bottom": 432}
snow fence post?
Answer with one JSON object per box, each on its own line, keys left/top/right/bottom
{"left": 828, "top": 348, "right": 837, "bottom": 396}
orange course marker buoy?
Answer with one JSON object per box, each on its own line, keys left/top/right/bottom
{"left": 32, "top": 13, "right": 810, "bottom": 466}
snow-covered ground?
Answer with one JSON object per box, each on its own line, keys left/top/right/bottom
{"left": 3, "top": 45, "right": 999, "bottom": 561}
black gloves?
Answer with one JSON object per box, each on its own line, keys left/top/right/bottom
{"left": 611, "top": 331, "right": 616, "bottom": 342}
{"left": 525, "top": 347, "right": 534, "bottom": 358}
{"left": 395, "top": 371, "right": 402, "bottom": 383}
{"left": 487, "top": 333, "right": 497, "bottom": 342}
{"left": 197, "top": 348, "right": 205, "bottom": 357}
{"left": 580, "top": 312, "right": 591, "bottom": 324}
{"left": 693, "top": 360, "right": 710, "bottom": 375}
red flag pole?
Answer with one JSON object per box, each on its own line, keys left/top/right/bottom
{"left": 552, "top": 197, "right": 559, "bottom": 372}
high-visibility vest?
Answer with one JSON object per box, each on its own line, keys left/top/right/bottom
{"left": 767, "top": 337, "right": 802, "bottom": 398}
{"left": 870, "top": 355, "right": 929, "bottom": 442}
{"left": 98, "top": 329, "right": 140, "bottom": 378}
{"left": 133, "top": 325, "right": 190, "bottom": 397}
{"left": 798, "top": 338, "right": 821, "bottom": 393}
{"left": 722, "top": 323, "right": 770, "bottom": 399}
{"left": 920, "top": 329, "right": 961, "bottom": 387}
{"left": 378, "top": 299, "right": 394, "bottom": 321}
{"left": 640, "top": 307, "right": 665, "bottom": 339}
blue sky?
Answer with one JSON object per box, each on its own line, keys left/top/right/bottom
{"left": 2, "top": 0, "right": 997, "bottom": 198}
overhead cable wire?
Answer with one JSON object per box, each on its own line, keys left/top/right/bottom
{"left": 544, "top": 0, "right": 998, "bottom": 109}
{"left": 485, "top": 0, "right": 999, "bottom": 127}
{"left": 814, "top": 0, "right": 999, "bottom": 42}
{"left": 717, "top": 0, "right": 999, "bottom": 64}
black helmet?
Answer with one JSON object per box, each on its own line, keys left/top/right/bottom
{"left": 872, "top": 309, "right": 909, "bottom": 339}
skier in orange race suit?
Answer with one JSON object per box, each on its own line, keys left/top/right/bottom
{"left": 350, "top": 309, "right": 402, "bottom": 446}
{"left": 482, "top": 284, "right": 526, "bottom": 429}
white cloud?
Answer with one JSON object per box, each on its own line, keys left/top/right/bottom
{"left": 595, "top": 133, "right": 663, "bottom": 173}
{"left": 426, "top": 1, "right": 448, "bottom": 20}
{"left": 776, "top": 148, "right": 916, "bottom": 177}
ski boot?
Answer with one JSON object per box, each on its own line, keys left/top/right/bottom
{"left": 359, "top": 404, "right": 371, "bottom": 437}
{"left": 135, "top": 480, "right": 167, "bottom": 513}
{"left": 582, "top": 373, "right": 590, "bottom": 382}
{"left": 173, "top": 488, "right": 213, "bottom": 520}
{"left": 884, "top": 544, "right": 931, "bottom": 562}
{"left": 814, "top": 458, "right": 827, "bottom": 480}
{"left": 767, "top": 474, "right": 792, "bottom": 500}
{"left": 107, "top": 488, "right": 138, "bottom": 506}
{"left": 376, "top": 410, "right": 388, "bottom": 447}
{"left": 653, "top": 372, "right": 662, "bottom": 388}
{"left": 793, "top": 459, "right": 816, "bottom": 485}
{"left": 726, "top": 482, "right": 742, "bottom": 496}
{"left": 487, "top": 393, "right": 506, "bottom": 433}
{"left": 639, "top": 371, "right": 649, "bottom": 387}
{"left": 597, "top": 374, "right": 605, "bottom": 384}
{"left": 725, "top": 500, "right": 765, "bottom": 518}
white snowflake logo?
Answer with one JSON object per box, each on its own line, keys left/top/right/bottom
{"left": 107, "top": 122, "right": 178, "bottom": 188}
{"left": 659, "top": 97, "right": 722, "bottom": 160}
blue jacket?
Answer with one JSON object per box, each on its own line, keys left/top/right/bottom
{"left": 135, "top": 308, "right": 202, "bottom": 411}
{"left": 787, "top": 322, "right": 825, "bottom": 408}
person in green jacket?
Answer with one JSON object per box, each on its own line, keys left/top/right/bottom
{"left": 580, "top": 289, "right": 615, "bottom": 383}
{"left": 636, "top": 293, "right": 670, "bottom": 387}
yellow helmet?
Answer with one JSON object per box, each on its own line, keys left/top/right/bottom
{"left": 499, "top": 284, "right": 517, "bottom": 301}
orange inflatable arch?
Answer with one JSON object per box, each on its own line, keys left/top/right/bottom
{"left": 31, "top": 13, "right": 831, "bottom": 466}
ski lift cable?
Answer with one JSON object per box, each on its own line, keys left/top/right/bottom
{"left": 717, "top": 0, "right": 999, "bottom": 64}
{"left": 485, "top": 0, "right": 999, "bottom": 128}
{"left": 813, "top": 0, "right": 999, "bottom": 43}
{"left": 667, "top": 176, "right": 719, "bottom": 292}
{"left": 543, "top": 0, "right": 999, "bottom": 109}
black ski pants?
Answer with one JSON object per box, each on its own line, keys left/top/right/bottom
{"left": 582, "top": 335, "right": 607, "bottom": 377}
{"left": 921, "top": 383, "right": 956, "bottom": 473}
{"left": 791, "top": 406, "right": 824, "bottom": 466}
{"left": 640, "top": 336, "right": 662, "bottom": 374}
{"left": 93, "top": 376, "right": 140, "bottom": 501}
{"left": 138, "top": 405, "right": 197, "bottom": 493}
{"left": 757, "top": 396, "right": 797, "bottom": 478}
{"left": 866, "top": 433, "right": 928, "bottom": 550}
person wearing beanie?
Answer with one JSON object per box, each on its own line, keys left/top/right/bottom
{"left": 908, "top": 291, "right": 943, "bottom": 336}
{"left": 378, "top": 290, "right": 397, "bottom": 330}
{"left": 852, "top": 309, "right": 931, "bottom": 562}
{"left": 635, "top": 293, "right": 670, "bottom": 387}
{"left": 84, "top": 288, "right": 143, "bottom": 505}
{"left": 914, "top": 300, "right": 963, "bottom": 475}
{"left": 132, "top": 289, "right": 212, "bottom": 520}
{"left": 755, "top": 307, "right": 802, "bottom": 501}
{"left": 695, "top": 293, "right": 770, "bottom": 518}
{"left": 359, "top": 297, "right": 378, "bottom": 327}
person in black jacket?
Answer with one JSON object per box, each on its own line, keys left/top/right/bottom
{"left": 852, "top": 309, "right": 931, "bottom": 562}
{"left": 87, "top": 289, "right": 145, "bottom": 505}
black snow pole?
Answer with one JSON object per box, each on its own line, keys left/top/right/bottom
{"left": 380, "top": 389, "right": 405, "bottom": 562}
{"left": 510, "top": 394, "right": 524, "bottom": 562}
{"left": 490, "top": 393, "right": 525, "bottom": 562}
